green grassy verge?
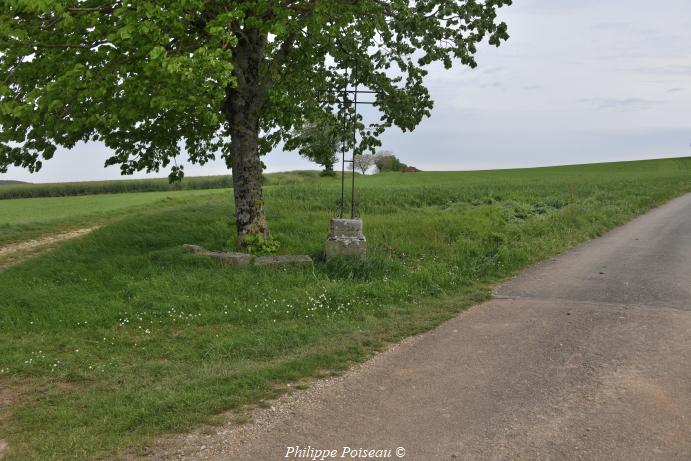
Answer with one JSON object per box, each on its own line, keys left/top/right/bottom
{"left": 0, "top": 158, "right": 689, "bottom": 460}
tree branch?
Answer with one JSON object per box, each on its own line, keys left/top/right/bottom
{"left": 17, "top": 41, "right": 107, "bottom": 50}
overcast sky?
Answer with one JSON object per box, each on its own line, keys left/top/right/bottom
{"left": 3, "top": 0, "right": 690, "bottom": 183}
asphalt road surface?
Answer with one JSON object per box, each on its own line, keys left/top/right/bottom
{"left": 170, "top": 193, "right": 691, "bottom": 461}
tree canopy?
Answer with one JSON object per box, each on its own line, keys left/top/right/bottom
{"left": 0, "top": 0, "right": 511, "bottom": 243}
{"left": 374, "top": 150, "right": 407, "bottom": 172}
{"left": 353, "top": 153, "right": 374, "bottom": 174}
{"left": 285, "top": 119, "right": 342, "bottom": 175}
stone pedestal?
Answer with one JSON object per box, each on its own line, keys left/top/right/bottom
{"left": 325, "top": 218, "right": 367, "bottom": 259}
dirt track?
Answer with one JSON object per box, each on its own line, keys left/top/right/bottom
{"left": 0, "top": 227, "right": 97, "bottom": 269}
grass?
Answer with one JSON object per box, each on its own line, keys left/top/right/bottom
{"left": 0, "top": 189, "right": 226, "bottom": 246}
{"left": 0, "top": 170, "right": 323, "bottom": 200}
{"left": 0, "top": 157, "right": 689, "bottom": 460}
{"left": 0, "top": 175, "right": 231, "bottom": 200}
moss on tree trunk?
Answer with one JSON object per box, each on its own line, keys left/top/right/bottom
{"left": 224, "top": 30, "right": 270, "bottom": 247}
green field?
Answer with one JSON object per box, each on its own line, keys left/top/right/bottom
{"left": 0, "top": 158, "right": 690, "bottom": 460}
{"left": 0, "top": 170, "right": 321, "bottom": 200}
{"left": 0, "top": 189, "right": 226, "bottom": 246}
{"left": 0, "top": 175, "right": 231, "bottom": 200}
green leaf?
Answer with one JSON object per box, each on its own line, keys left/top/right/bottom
{"left": 149, "top": 46, "right": 166, "bottom": 60}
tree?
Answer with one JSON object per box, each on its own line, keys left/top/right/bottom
{"left": 353, "top": 153, "right": 374, "bottom": 175}
{"left": 374, "top": 150, "right": 406, "bottom": 172}
{"left": 285, "top": 119, "right": 342, "bottom": 176}
{"left": 0, "top": 0, "right": 511, "bottom": 246}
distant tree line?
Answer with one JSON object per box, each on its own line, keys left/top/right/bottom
{"left": 353, "top": 150, "right": 420, "bottom": 174}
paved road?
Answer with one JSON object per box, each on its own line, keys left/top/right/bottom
{"left": 171, "top": 193, "right": 691, "bottom": 461}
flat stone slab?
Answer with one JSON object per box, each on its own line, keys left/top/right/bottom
{"left": 325, "top": 237, "right": 367, "bottom": 258}
{"left": 183, "top": 244, "right": 312, "bottom": 268}
{"left": 254, "top": 255, "right": 313, "bottom": 267}
{"left": 182, "top": 244, "right": 252, "bottom": 266}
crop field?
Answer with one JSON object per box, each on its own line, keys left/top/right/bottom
{"left": 0, "top": 170, "right": 322, "bottom": 200}
{"left": 0, "top": 175, "right": 230, "bottom": 200}
{"left": 0, "top": 157, "right": 689, "bottom": 460}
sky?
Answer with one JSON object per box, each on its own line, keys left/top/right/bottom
{"left": 2, "top": 0, "right": 691, "bottom": 183}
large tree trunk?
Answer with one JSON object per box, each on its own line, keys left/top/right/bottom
{"left": 228, "top": 106, "right": 268, "bottom": 246}
{"left": 224, "top": 30, "right": 270, "bottom": 247}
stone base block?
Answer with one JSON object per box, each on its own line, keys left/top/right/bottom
{"left": 325, "top": 219, "right": 367, "bottom": 259}
{"left": 325, "top": 238, "right": 367, "bottom": 259}
{"left": 330, "top": 218, "right": 365, "bottom": 239}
